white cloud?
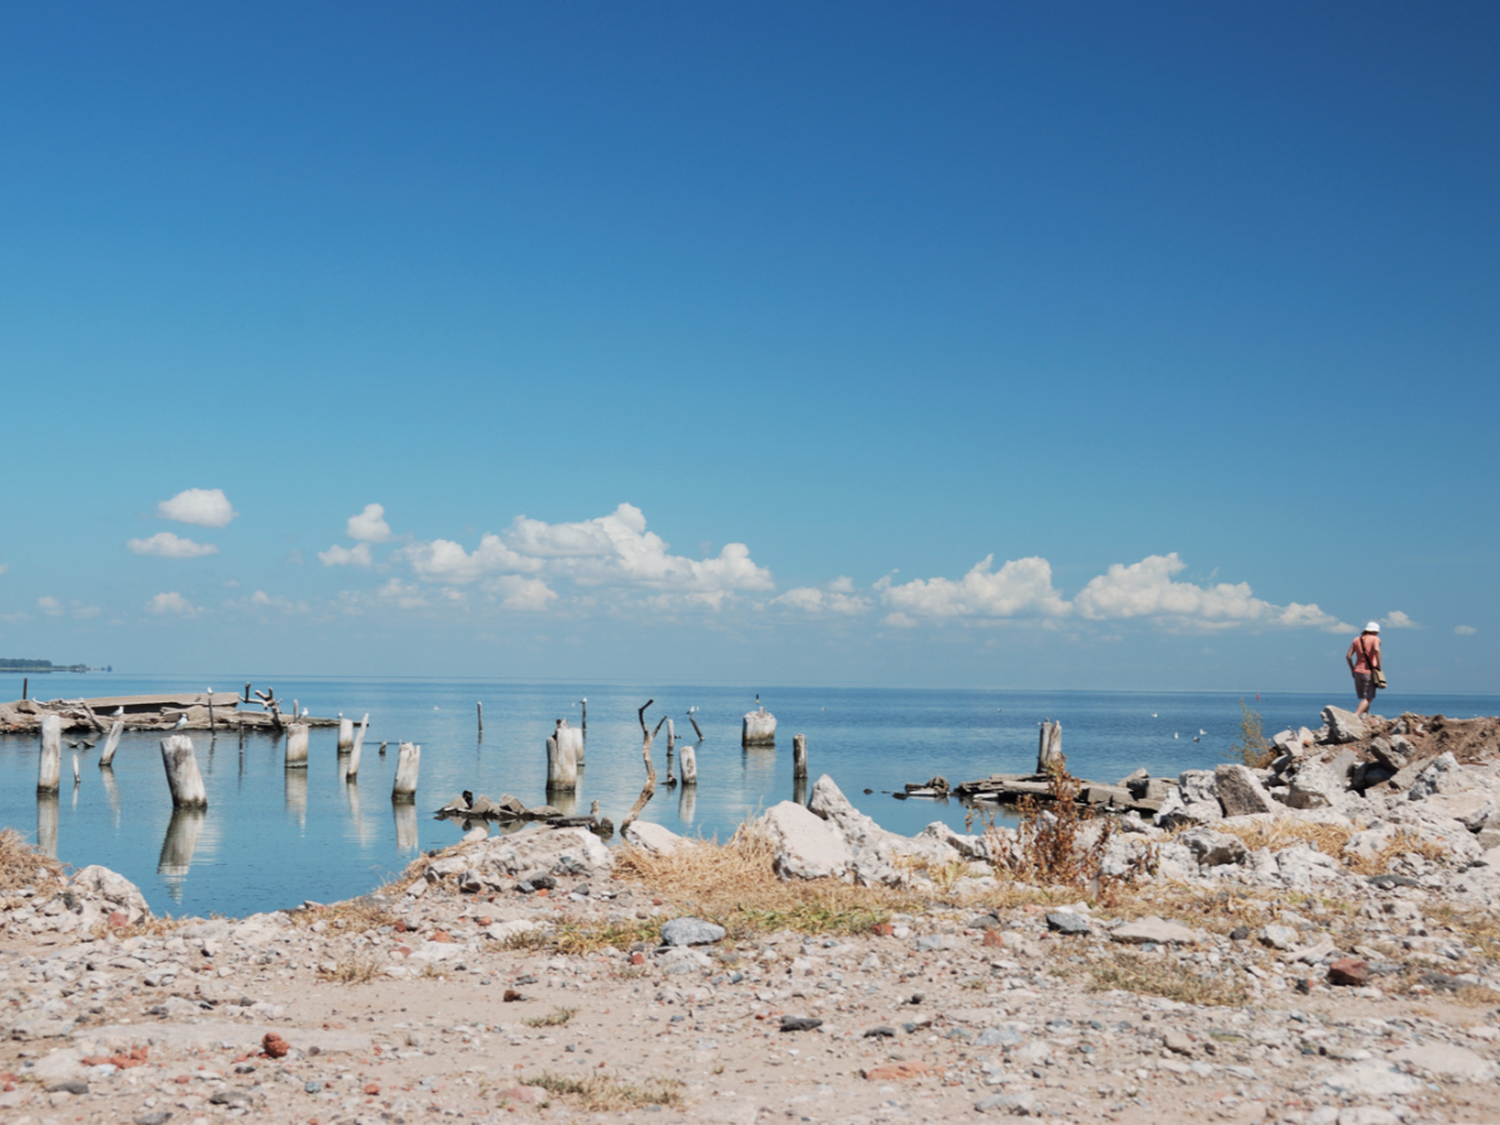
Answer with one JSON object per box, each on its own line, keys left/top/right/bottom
{"left": 246, "top": 590, "right": 310, "bottom": 615}
{"left": 317, "top": 542, "right": 373, "bottom": 568}
{"left": 772, "top": 576, "right": 870, "bottom": 615}
{"left": 377, "top": 578, "right": 430, "bottom": 609}
{"left": 128, "top": 531, "right": 219, "bottom": 559}
{"left": 1382, "top": 611, "right": 1419, "bottom": 630}
{"left": 157, "top": 488, "right": 237, "bottom": 528}
{"left": 346, "top": 503, "right": 393, "bottom": 543}
{"left": 37, "top": 596, "right": 63, "bottom": 616}
{"left": 146, "top": 591, "right": 199, "bottom": 616}
{"left": 72, "top": 604, "right": 101, "bottom": 619}
{"left": 877, "top": 555, "right": 1069, "bottom": 619}
{"left": 482, "top": 575, "right": 558, "bottom": 611}
{"left": 1073, "top": 553, "right": 1350, "bottom": 632}
{"left": 1455, "top": 625, "right": 1478, "bottom": 635}
{"left": 399, "top": 503, "right": 772, "bottom": 609}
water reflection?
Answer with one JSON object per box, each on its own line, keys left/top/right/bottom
{"left": 342, "top": 769, "right": 372, "bottom": 847}
{"left": 677, "top": 782, "right": 696, "bottom": 827}
{"left": 742, "top": 745, "right": 777, "bottom": 785}
{"left": 99, "top": 766, "right": 122, "bottom": 828}
{"left": 158, "top": 808, "right": 206, "bottom": 899}
{"left": 393, "top": 801, "right": 419, "bottom": 854}
{"left": 36, "top": 794, "right": 58, "bottom": 858}
{"left": 546, "top": 786, "right": 579, "bottom": 817}
{"left": 285, "top": 768, "right": 307, "bottom": 831}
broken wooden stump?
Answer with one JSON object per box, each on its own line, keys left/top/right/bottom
{"left": 793, "top": 733, "right": 808, "bottom": 779}
{"left": 1037, "top": 720, "right": 1063, "bottom": 773}
{"left": 347, "top": 713, "right": 369, "bottom": 779}
{"left": 285, "top": 722, "right": 310, "bottom": 768}
{"left": 392, "top": 741, "right": 421, "bottom": 801}
{"left": 99, "top": 718, "right": 124, "bottom": 766}
{"left": 742, "top": 705, "right": 776, "bottom": 747}
{"left": 337, "top": 715, "right": 354, "bottom": 753}
{"left": 38, "top": 714, "right": 62, "bottom": 794}
{"left": 161, "top": 734, "right": 208, "bottom": 809}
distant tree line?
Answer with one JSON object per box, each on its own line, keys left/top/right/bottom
{"left": 0, "top": 659, "right": 94, "bottom": 673}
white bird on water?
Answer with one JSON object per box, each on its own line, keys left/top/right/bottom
{"left": 1173, "top": 732, "right": 1179, "bottom": 739}
{"left": 1152, "top": 713, "right": 1158, "bottom": 718}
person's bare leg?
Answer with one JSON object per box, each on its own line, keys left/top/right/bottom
{"left": 1355, "top": 698, "right": 1370, "bottom": 715}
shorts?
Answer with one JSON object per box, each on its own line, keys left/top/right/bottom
{"left": 1354, "top": 673, "right": 1376, "bottom": 702}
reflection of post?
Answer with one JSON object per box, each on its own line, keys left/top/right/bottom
{"left": 393, "top": 801, "right": 419, "bottom": 853}
{"left": 337, "top": 716, "right": 354, "bottom": 753}
{"left": 793, "top": 774, "right": 808, "bottom": 807}
{"left": 392, "top": 742, "right": 420, "bottom": 801}
{"left": 100, "top": 719, "right": 124, "bottom": 766}
{"left": 547, "top": 787, "right": 579, "bottom": 817}
{"left": 100, "top": 765, "right": 121, "bottom": 827}
{"left": 38, "top": 714, "right": 62, "bottom": 794}
{"left": 161, "top": 735, "right": 208, "bottom": 808}
{"left": 285, "top": 767, "right": 308, "bottom": 830}
{"left": 678, "top": 778, "right": 696, "bottom": 825}
{"left": 345, "top": 766, "right": 371, "bottom": 845}
{"left": 793, "top": 733, "right": 808, "bottom": 780}
{"left": 285, "top": 723, "right": 309, "bottom": 769}
{"left": 37, "top": 793, "right": 59, "bottom": 858}
{"left": 158, "top": 807, "right": 206, "bottom": 895}
{"left": 348, "top": 714, "right": 369, "bottom": 779}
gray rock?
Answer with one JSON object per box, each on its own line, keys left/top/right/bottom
{"left": 1407, "top": 751, "right": 1467, "bottom": 800}
{"left": 1179, "top": 827, "right": 1249, "bottom": 867}
{"left": 476, "top": 826, "right": 613, "bottom": 880}
{"left": 1286, "top": 761, "right": 1344, "bottom": 809}
{"left": 779, "top": 1015, "right": 822, "bottom": 1032}
{"left": 974, "top": 1026, "right": 1023, "bottom": 1046}
{"left": 660, "top": 917, "right": 726, "bottom": 946}
{"left": 1214, "top": 764, "right": 1276, "bottom": 816}
{"left": 1322, "top": 705, "right": 1368, "bottom": 745}
{"left": 975, "top": 1091, "right": 1038, "bottom": 1115}
{"left": 1368, "top": 737, "right": 1407, "bottom": 771}
{"left": 135, "top": 1114, "right": 174, "bottom": 1125}
{"left": 71, "top": 864, "right": 151, "bottom": 923}
{"left": 1045, "top": 911, "right": 1090, "bottom": 935}
{"left": 1110, "top": 916, "right": 1199, "bottom": 944}
{"left": 624, "top": 821, "right": 691, "bottom": 855}
{"left": 1259, "top": 924, "right": 1298, "bottom": 950}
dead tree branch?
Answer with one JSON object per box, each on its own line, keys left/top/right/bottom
{"left": 621, "top": 699, "right": 658, "bottom": 833}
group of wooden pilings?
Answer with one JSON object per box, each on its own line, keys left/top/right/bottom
{"left": 37, "top": 707, "right": 423, "bottom": 812}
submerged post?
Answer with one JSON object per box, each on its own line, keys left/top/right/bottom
{"left": 161, "top": 734, "right": 208, "bottom": 809}
{"left": 477, "top": 701, "right": 483, "bottom": 736}
{"left": 547, "top": 719, "right": 580, "bottom": 790}
{"left": 337, "top": 715, "right": 354, "bottom": 753}
{"left": 347, "top": 713, "right": 369, "bottom": 779}
{"left": 1037, "top": 720, "right": 1063, "bottom": 774}
{"left": 680, "top": 739, "right": 698, "bottom": 785}
{"left": 392, "top": 742, "right": 420, "bottom": 801}
{"left": 100, "top": 718, "right": 124, "bottom": 766}
{"left": 38, "top": 714, "right": 62, "bottom": 794}
{"left": 206, "top": 688, "right": 216, "bottom": 732}
{"left": 73, "top": 755, "right": 81, "bottom": 786}
{"left": 285, "top": 722, "right": 310, "bottom": 768}
{"left": 742, "top": 704, "right": 776, "bottom": 747}
{"left": 793, "top": 733, "right": 808, "bottom": 779}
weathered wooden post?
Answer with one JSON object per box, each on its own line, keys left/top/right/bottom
{"left": 664, "top": 717, "right": 677, "bottom": 786}
{"left": 347, "top": 713, "right": 369, "bottom": 779}
{"left": 285, "top": 722, "right": 310, "bottom": 768}
{"left": 392, "top": 741, "right": 420, "bottom": 801}
{"left": 620, "top": 700, "right": 659, "bottom": 833}
{"left": 23, "top": 676, "right": 29, "bottom": 700}
{"left": 547, "top": 719, "right": 581, "bottom": 790}
{"left": 37, "top": 793, "right": 58, "bottom": 857}
{"left": 792, "top": 733, "right": 808, "bottom": 780}
{"left": 38, "top": 714, "right": 62, "bottom": 794}
{"left": 680, "top": 739, "right": 698, "bottom": 785}
{"left": 379, "top": 741, "right": 388, "bottom": 756}
{"left": 161, "top": 734, "right": 208, "bottom": 808}
{"left": 337, "top": 714, "right": 354, "bottom": 753}
{"left": 100, "top": 718, "right": 124, "bottom": 766}
{"left": 1037, "top": 720, "right": 1063, "bottom": 774}
{"left": 742, "top": 704, "right": 776, "bottom": 747}
{"left": 206, "top": 688, "right": 216, "bottom": 732}
{"left": 72, "top": 755, "right": 81, "bottom": 787}
{"left": 477, "top": 701, "right": 483, "bottom": 737}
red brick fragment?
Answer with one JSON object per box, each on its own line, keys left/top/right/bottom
{"left": 1328, "top": 958, "right": 1371, "bottom": 987}
{"left": 262, "top": 1032, "right": 290, "bottom": 1058}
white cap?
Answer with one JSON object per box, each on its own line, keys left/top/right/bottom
{"left": 1364, "top": 621, "right": 1381, "bottom": 633}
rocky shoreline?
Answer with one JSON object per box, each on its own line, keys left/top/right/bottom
{"left": 2, "top": 705, "right": 1499, "bottom": 1124}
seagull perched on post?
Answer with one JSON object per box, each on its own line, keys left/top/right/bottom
{"left": 173, "top": 714, "right": 189, "bottom": 730}
{"left": 112, "top": 706, "right": 124, "bottom": 717}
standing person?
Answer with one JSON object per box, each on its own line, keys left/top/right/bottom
{"left": 1346, "top": 622, "right": 1382, "bottom": 715}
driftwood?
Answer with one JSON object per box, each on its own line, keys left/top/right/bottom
{"left": 620, "top": 699, "right": 659, "bottom": 833}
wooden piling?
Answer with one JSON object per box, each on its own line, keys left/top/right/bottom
{"left": 72, "top": 755, "right": 81, "bottom": 786}
{"left": 100, "top": 718, "right": 123, "bottom": 766}
{"left": 680, "top": 740, "right": 698, "bottom": 785}
{"left": 742, "top": 706, "right": 777, "bottom": 747}
{"left": 38, "top": 714, "right": 62, "bottom": 794}
{"left": 348, "top": 713, "right": 369, "bottom": 779}
{"left": 206, "top": 688, "right": 216, "bottom": 732}
{"left": 546, "top": 719, "right": 580, "bottom": 790}
{"left": 392, "top": 742, "right": 420, "bottom": 801}
{"left": 793, "top": 733, "right": 808, "bottom": 779}
{"left": 1037, "top": 720, "right": 1063, "bottom": 774}
{"left": 337, "top": 716, "right": 355, "bottom": 753}
{"left": 285, "top": 722, "right": 310, "bottom": 768}
{"left": 477, "top": 701, "right": 483, "bottom": 736}
{"left": 161, "top": 734, "right": 208, "bottom": 809}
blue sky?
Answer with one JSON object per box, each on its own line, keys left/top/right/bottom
{"left": 1, "top": 2, "right": 1496, "bottom": 691}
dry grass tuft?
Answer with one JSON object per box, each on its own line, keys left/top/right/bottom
{"left": 612, "top": 832, "right": 914, "bottom": 938}
{"left": 1095, "top": 885, "right": 1277, "bottom": 935}
{"left": 549, "top": 917, "right": 661, "bottom": 955}
{"left": 0, "top": 828, "right": 68, "bottom": 908}
{"left": 292, "top": 899, "right": 400, "bottom": 934}
{"left": 523, "top": 1071, "right": 682, "bottom": 1111}
{"left": 316, "top": 956, "right": 386, "bottom": 985}
{"left": 1085, "top": 950, "right": 1249, "bottom": 1006}
{"left": 997, "top": 769, "right": 1113, "bottom": 889}
{"left": 1215, "top": 819, "right": 1355, "bottom": 857}
{"left": 524, "top": 1005, "right": 578, "bottom": 1028}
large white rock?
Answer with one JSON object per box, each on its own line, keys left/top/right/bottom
{"left": 70, "top": 865, "right": 151, "bottom": 923}
{"left": 1154, "top": 771, "right": 1221, "bottom": 827}
{"left": 751, "top": 801, "right": 853, "bottom": 881}
{"left": 1286, "top": 761, "right": 1345, "bottom": 810}
{"left": 1110, "top": 916, "right": 1201, "bottom": 945}
{"left": 1214, "top": 764, "right": 1276, "bottom": 816}
{"left": 1389, "top": 1042, "right": 1494, "bottom": 1081}
{"left": 624, "top": 821, "right": 692, "bottom": 855}
{"left": 806, "top": 775, "right": 961, "bottom": 883}
{"left": 1321, "top": 705, "right": 1369, "bottom": 745}
{"left": 475, "top": 826, "right": 612, "bottom": 880}
{"left": 1407, "top": 752, "right": 1472, "bottom": 800}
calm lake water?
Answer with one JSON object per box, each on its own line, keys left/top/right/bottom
{"left": 3, "top": 675, "right": 1496, "bottom": 919}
